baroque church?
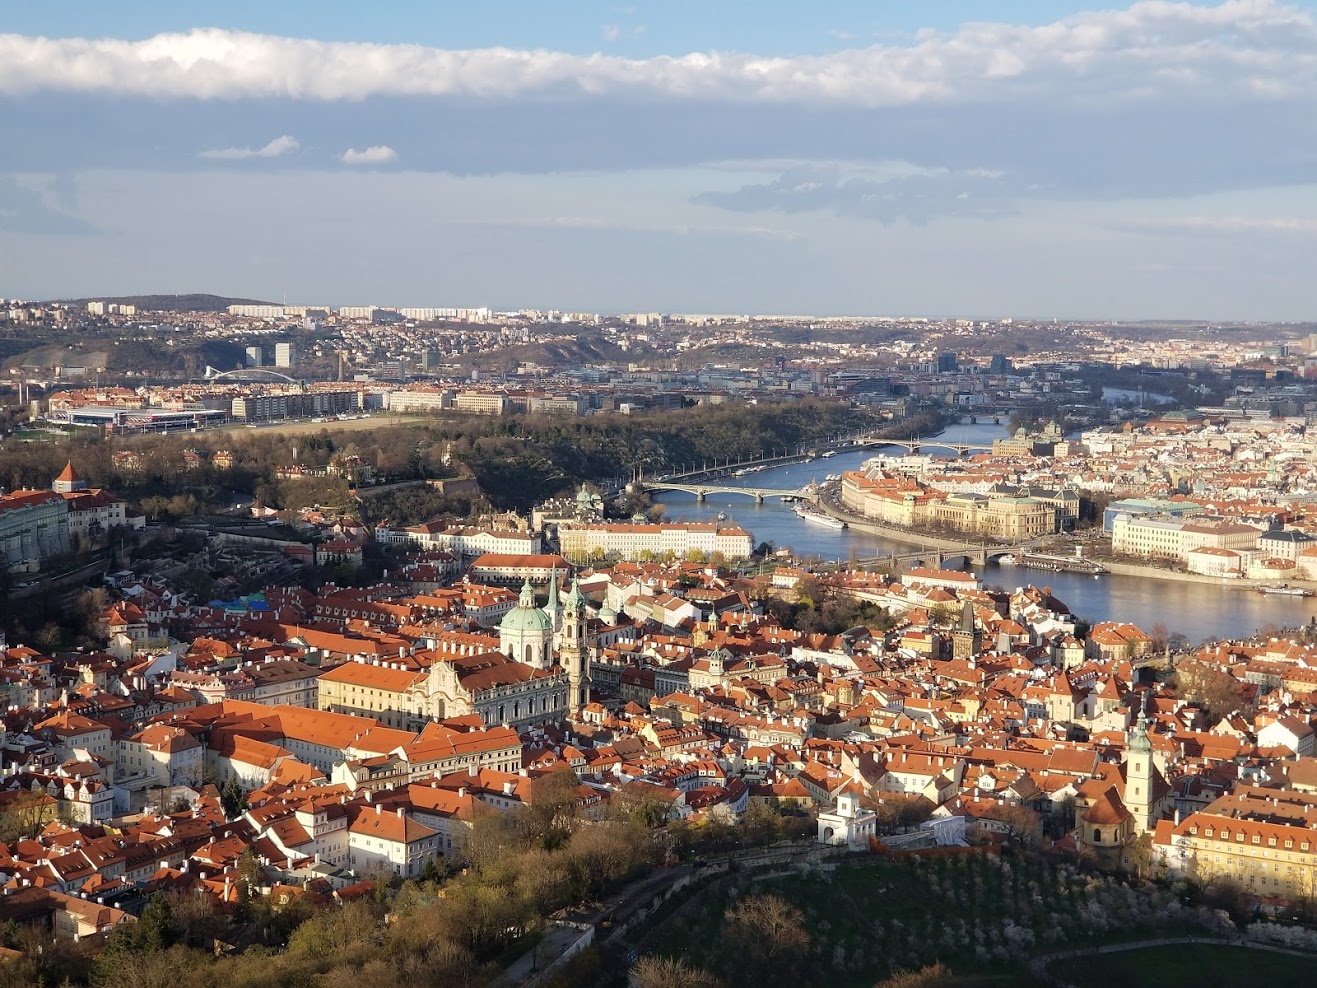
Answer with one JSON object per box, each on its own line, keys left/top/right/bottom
{"left": 1072, "top": 694, "right": 1172, "bottom": 864}
{"left": 320, "top": 573, "right": 592, "bottom": 731}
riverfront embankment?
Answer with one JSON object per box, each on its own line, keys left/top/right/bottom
{"left": 1099, "top": 558, "right": 1317, "bottom": 593}
{"left": 817, "top": 494, "right": 1317, "bottom": 597}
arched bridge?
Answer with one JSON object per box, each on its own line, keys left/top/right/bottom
{"left": 203, "top": 367, "right": 303, "bottom": 385}
{"left": 854, "top": 436, "right": 994, "bottom": 456}
{"left": 634, "top": 481, "right": 812, "bottom": 504}
{"left": 854, "top": 544, "right": 1026, "bottom": 569}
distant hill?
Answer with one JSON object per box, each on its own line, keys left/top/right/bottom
{"left": 458, "top": 334, "right": 631, "bottom": 371}
{"left": 58, "top": 293, "right": 275, "bottom": 313}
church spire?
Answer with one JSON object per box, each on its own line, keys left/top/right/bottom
{"left": 1129, "top": 691, "right": 1151, "bottom": 753}
{"left": 545, "top": 567, "right": 561, "bottom": 609}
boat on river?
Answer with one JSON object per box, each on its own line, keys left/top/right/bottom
{"left": 794, "top": 505, "right": 845, "bottom": 529}
{"left": 1257, "top": 585, "right": 1313, "bottom": 597}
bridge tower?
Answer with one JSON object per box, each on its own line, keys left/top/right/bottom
{"left": 952, "top": 600, "right": 981, "bottom": 659}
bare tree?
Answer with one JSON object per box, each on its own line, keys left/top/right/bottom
{"left": 629, "top": 955, "right": 724, "bottom": 988}
{"left": 723, "top": 892, "right": 811, "bottom": 975}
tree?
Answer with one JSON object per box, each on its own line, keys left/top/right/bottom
{"left": 722, "top": 893, "right": 811, "bottom": 975}
{"left": 994, "top": 803, "right": 1043, "bottom": 847}
{"left": 630, "top": 955, "right": 724, "bottom": 988}
{"left": 220, "top": 777, "right": 247, "bottom": 819}
{"left": 137, "top": 893, "right": 180, "bottom": 952}
{"left": 0, "top": 790, "right": 62, "bottom": 842}
{"left": 522, "top": 767, "right": 581, "bottom": 850}
{"left": 873, "top": 962, "right": 951, "bottom": 988}
{"left": 1172, "top": 660, "right": 1247, "bottom": 719}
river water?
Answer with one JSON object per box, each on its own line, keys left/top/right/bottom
{"left": 654, "top": 421, "right": 1312, "bottom": 643}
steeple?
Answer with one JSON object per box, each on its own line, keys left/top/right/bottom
{"left": 563, "top": 574, "right": 586, "bottom": 615}
{"left": 546, "top": 568, "right": 560, "bottom": 611}
{"left": 545, "top": 567, "right": 562, "bottom": 632}
{"left": 1129, "top": 691, "right": 1151, "bottom": 753}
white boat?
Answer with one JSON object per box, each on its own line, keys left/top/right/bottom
{"left": 796, "top": 506, "right": 845, "bottom": 529}
{"left": 820, "top": 450, "right": 837, "bottom": 458}
{"left": 1258, "top": 585, "right": 1313, "bottom": 597}
{"left": 996, "top": 554, "right": 1017, "bottom": 566}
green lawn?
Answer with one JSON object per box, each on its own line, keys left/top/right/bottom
{"left": 639, "top": 854, "right": 1218, "bottom": 988}
{"left": 1050, "top": 944, "right": 1313, "bottom": 988}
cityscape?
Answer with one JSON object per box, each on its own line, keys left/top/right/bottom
{"left": 4, "top": 4, "right": 1317, "bottom": 988}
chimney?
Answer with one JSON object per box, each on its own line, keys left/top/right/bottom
{"left": 396, "top": 806, "right": 404, "bottom": 818}
{"left": 375, "top": 803, "right": 381, "bottom": 815}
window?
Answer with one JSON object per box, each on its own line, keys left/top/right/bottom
{"left": 1093, "top": 829, "right": 1102, "bottom": 843}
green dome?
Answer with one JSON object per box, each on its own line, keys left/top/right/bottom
{"left": 500, "top": 581, "right": 554, "bottom": 635}
{"left": 500, "top": 606, "right": 554, "bottom": 635}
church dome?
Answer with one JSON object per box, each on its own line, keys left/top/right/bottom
{"left": 500, "top": 590, "right": 554, "bottom": 636}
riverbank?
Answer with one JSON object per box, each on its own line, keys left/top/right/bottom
{"left": 1100, "top": 558, "right": 1317, "bottom": 593}
{"left": 814, "top": 497, "right": 991, "bottom": 554}
{"left": 814, "top": 500, "right": 1317, "bottom": 597}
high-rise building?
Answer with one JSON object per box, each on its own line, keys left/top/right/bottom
{"left": 245, "top": 346, "right": 264, "bottom": 368}
{"left": 936, "top": 351, "right": 959, "bottom": 374}
{"left": 275, "top": 342, "right": 296, "bottom": 369}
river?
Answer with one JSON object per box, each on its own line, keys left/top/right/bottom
{"left": 653, "top": 421, "right": 1312, "bottom": 643}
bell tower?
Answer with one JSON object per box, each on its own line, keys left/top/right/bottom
{"left": 561, "top": 576, "right": 590, "bottom": 716}
{"left": 1124, "top": 693, "right": 1156, "bottom": 834}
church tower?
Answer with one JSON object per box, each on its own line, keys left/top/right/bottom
{"left": 1124, "top": 693, "right": 1158, "bottom": 835}
{"left": 952, "top": 600, "right": 981, "bottom": 659}
{"left": 560, "top": 576, "right": 590, "bottom": 716}
{"left": 545, "top": 567, "right": 562, "bottom": 633}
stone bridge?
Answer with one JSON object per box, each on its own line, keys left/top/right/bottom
{"left": 632, "top": 481, "right": 811, "bottom": 504}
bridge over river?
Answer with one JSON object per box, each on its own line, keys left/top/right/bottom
{"left": 632, "top": 480, "right": 812, "bottom": 504}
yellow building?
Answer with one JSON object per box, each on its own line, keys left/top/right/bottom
{"left": 1154, "top": 784, "right": 1317, "bottom": 900}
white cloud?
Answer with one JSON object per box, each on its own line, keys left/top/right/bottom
{"left": 0, "top": 2, "right": 1314, "bottom": 106}
{"left": 340, "top": 145, "right": 398, "bottom": 165}
{"left": 199, "top": 134, "right": 299, "bottom": 160}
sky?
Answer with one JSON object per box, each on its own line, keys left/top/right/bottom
{"left": 3, "top": 1, "right": 1317, "bottom": 319}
